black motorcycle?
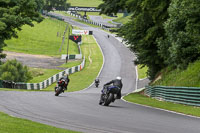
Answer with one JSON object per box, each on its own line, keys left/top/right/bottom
{"left": 94, "top": 79, "right": 100, "bottom": 88}
{"left": 55, "top": 79, "right": 67, "bottom": 96}
{"left": 95, "top": 82, "right": 99, "bottom": 88}
{"left": 99, "top": 85, "right": 120, "bottom": 106}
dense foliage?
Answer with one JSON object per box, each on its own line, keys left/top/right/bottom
{"left": 0, "top": 0, "right": 43, "bottom": 63}
{"left": 98, "top": 0, "right": 126, "bottom": 15}
{"left": 0, "top": 0, "right": 70, "bottom": 64}
{"left": 158, "top": 0, "right": 200, "bottom": 69}
{"left": 0, "top": 60, "right": 32, "bottom": 82}
{"left": 98, "top": 0, "right": 200, "bottom": 80}
{"left": 43, "top": 0, "right": 70, "bottom": 12}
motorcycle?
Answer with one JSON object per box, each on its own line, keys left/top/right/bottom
{"left": 94, "top": 79, "right": 100, "bottom": 88}
{"left": 99, "top": 85, "right": 120, "bottom": 106}
{"left": 55, "top": 79, "right": 67, "bottom": 96}
{"left": 95, "top": 82, "right": 99, "bottom": 87}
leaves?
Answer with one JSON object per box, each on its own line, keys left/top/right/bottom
{"left": 160, "top": 0, "right": 200, "bottom": 68}
{"left": 0, "top": 59, "right": 32, "bottom": 82}
{"left": 0, "top": 0, "right": 43, "bottom": 62}
{"left": 99, "top": 0, "right": 200, "bottom": 80}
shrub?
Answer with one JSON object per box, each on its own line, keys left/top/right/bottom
{"left": 0, "top": 59, "right": 32, "bottom": 82}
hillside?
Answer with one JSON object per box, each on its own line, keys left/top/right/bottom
{"left": 152, "top": 60, "right": 200, "bottom": 87}
{"left": 68, "top": 0, "right": 103, "bottom": 7}
{"left": 113, "top": 14, "right": 132, "bottom": 24}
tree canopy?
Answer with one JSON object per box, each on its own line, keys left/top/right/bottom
{"left": 98, "top": 0, "right": 200, "bottom": 80}
{"left": 0, "top": 0, "right": 43, "bottom": 62}
{"left": 158, "top": 0, "right": 200, "bottom": 69}
{"left": 43, "top": 0, "right": 70, "bottom": 12}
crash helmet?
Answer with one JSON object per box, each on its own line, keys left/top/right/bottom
{"left": 116, "top": 76, "right": 122, "bottom": 80}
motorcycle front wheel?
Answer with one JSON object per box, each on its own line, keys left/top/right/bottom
{"left": 55, "top": 86, "right": 62, "bottom": 96}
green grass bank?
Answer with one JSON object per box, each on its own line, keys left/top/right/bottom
{"left": 152, "top": 60, "right": 200, "bottom": 87}
{"left": 4, "top": 18, "right": 79, "bottom": 57}
{"left": 68, "top": 0, "right": 103, "bottom": 7}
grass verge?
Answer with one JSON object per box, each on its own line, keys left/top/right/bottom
{"left": 0, "top": 112, "right": 79, "bottom": 133}
{"left": 124, "top": 92, "right": 200, "bottom": 117}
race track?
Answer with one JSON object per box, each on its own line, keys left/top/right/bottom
{"left": 0, "top": 14, "right": 200, "bottom": 133}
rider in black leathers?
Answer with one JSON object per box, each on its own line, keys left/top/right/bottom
{"left": 95, "top": 78, "right": 100, "bottom": 87}
{"left": 99, "top": 76, "right": 123, "bottom": 104}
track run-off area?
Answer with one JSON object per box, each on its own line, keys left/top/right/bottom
{"left": 0, "top": 13, "right": 200, "bottom": 133}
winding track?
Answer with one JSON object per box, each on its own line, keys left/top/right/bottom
{"left": 0, "top": 14, "right": 200, "bottom": 133}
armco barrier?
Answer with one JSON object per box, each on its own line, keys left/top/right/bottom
{"left": 145, "top": 86, "right": 200, "bottom": 106}
{"left": 14, "top": 57, "right": 85, "bottom": 90}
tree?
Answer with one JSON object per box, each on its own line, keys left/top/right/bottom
{"left": 0, "top": 0, "right": 43, "bottom": 62}
{"left": 158, "top": 0, "right": 200, "bottom": 69}
{"left": 103, "top": 0, "right": 170, "bottom": 79}
{"left": 43, "top": 0, "right": 70, "bottom": 12}
{"left": 98, "top": 0, "right": 127, "bottom": 15}
{"left": 0, "top": 59, "right": 32, "bottom": 82}
{"left": 99, "top": 0, "right": 200, "bottom": 80}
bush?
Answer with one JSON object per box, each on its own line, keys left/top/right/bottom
{"left": 0, "top": 59, "right": 32, "bottom": 82}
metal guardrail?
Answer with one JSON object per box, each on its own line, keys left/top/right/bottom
{"left": 145, "top": 86, "right": 200, "bottom": 106}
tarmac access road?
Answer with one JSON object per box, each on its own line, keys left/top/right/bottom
{"left": 0, "top": 13, "right": 200, "bottom": 133}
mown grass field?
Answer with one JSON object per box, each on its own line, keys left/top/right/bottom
{"left": 4, "top": 18, "right": 79, "bottom": 57}
{"left": 68, "top": 0, "right": 103, "bottom": 7}
{"left": 0, "top": 112, "right": 79, "bottom": 133}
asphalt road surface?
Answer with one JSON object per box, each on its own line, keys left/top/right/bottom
{"left": 2, "top": 51, "right": 66, "bottom": 70}
{"left": 88, "top": 15, "right": 116, "bottom": 27}
{"left": 0, "top": 13, "right": 200, "bottom": 133}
